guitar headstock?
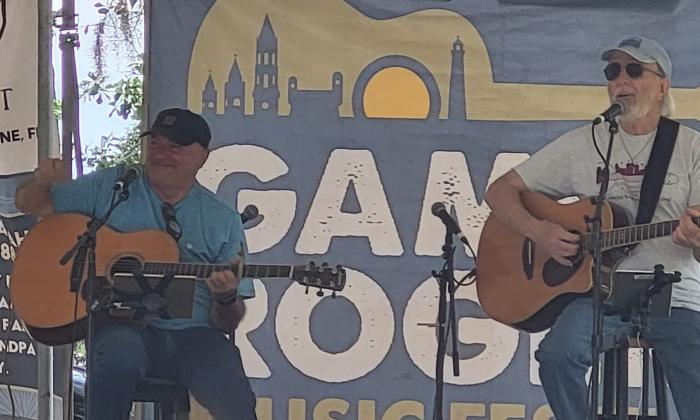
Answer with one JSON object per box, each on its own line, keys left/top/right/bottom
{"left": 292, "top": 262, "right": 346, "bottom": 296}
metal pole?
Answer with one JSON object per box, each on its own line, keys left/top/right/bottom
{"left": 37, "top": 1, "right": 54, "bottom": 418}
{"left": 59, "top": 0, "right": 77, "bottom": 179}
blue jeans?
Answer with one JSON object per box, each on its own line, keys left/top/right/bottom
{"left": 86, "top": 324, "right": 257, "bottom": 420}
{"left": 535, "top": 298, "right": 700, "bottom": 420}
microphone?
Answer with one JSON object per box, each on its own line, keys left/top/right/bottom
{"left": 240, "top": 204, "right": 259, "bottom": 224}
{"left": 431, "top": 202, "right": 470, "bottom": 247}
{"left": 593, "top": 102, "right": 625, "bottom": 125}
{"left": 113, "top": 165, "right": 141, "bottom": 191}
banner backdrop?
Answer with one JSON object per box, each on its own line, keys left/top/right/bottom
{"left": 147, "top": 1, "right": 700, "bottom": 418}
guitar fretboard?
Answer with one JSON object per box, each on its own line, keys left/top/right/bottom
{"left": 139, "top": 262, "right": 293, "bottom": 279}
{"left": 583, "top": 216, "right": 699, "bottom": 250}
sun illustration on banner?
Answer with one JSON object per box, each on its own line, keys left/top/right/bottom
{"left": 363, "top": 67, "right": 430, "bottom": 119}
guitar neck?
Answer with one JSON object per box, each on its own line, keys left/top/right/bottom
{"left": 141, "top": 262, "right": 294, "bottom": 279}
{"left": 594, "top": 216, "right": 700, "bottom": 250}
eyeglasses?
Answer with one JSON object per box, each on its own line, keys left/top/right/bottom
{"left": 604, "top": 62, "right": 665, "bottom": 81}
{"left": 161, "top": 202, "right": 182, "bottom": 241}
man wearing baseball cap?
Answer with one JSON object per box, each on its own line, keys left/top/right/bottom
{"left": 484, "top": 36, "right": 700, "bottom": 419}
{"left": 16, "top": 108, "right": 257, "bottom": 419}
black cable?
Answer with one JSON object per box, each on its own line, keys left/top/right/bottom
{"left": 592, "top": 123, "right": 607, "bottom": 163}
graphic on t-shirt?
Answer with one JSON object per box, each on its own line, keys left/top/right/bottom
{"left": 597, "top": 161, "right": 679, "bottom": 201}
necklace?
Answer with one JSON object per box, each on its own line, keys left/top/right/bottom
{"left": 618, "top": 130, "right": 654, "bottom": 164}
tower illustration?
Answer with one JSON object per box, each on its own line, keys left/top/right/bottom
{"left": 202, "top": 72, "right": 217, "bottom": 118}
{"left": 253, "top": 15, "right": 280, "bottom": 116}
{"left": 448, "top": 36, "right": 466, "bottom": 120}
{"left": 225, "top": 56, "right": 246, "bottom": 116}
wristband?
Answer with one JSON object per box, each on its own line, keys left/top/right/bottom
{"left": 213, "top": 290, "right": 237, "bottom": 305}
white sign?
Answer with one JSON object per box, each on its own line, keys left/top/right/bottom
{"left": 0, "top": 0, "right": 38, "bottom": 175}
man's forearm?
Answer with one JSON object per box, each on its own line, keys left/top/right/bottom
{"left": 210, "top": 298, "right": 245, "bottom": 333}
{"left": 484, "top": 175, "right": 541, "bottom": 238}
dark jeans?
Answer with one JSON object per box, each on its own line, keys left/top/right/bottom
{"left": 535, "top": 298, "right": 700, "bottom": 420}
{"left": 86, "top": 324, "right": 256, "bottom": 420}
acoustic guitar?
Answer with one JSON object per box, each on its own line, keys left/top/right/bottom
{"left": 10, "top": 213, "right": 346, "bottom": 345}
{"left": 476, "top": 191, "right": 690, "bottom": 333}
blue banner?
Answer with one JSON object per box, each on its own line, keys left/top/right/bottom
{"left": 147, "top": 1, "right": 700, "bottom": 418}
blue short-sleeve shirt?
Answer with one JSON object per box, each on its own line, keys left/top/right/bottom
{"left": 50, "top": 165, "right": 254, "bottom": 330}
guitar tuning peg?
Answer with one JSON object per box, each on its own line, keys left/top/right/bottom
{"left": 305, "top": 286, "right": 309, "bottom": 295}
{"left": 331, "top": 291, "right": 336, "bottom": 299}
{"left": 316, "top": 288, "right": 324, "bottom": 297}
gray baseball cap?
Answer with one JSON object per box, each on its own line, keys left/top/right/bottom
{"left": 601, "top": 36, "right": 671, "bottom": 78}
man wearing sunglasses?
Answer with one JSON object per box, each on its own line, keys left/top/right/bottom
{"left": 15, "top": 108, "right": 257, "bottom": 419}
{"left": 484, "top": 36, "right": 700, "bottom": 419}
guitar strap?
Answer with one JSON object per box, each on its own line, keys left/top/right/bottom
{"left": 634, "top": 117, "right": 680, "bottom": 225}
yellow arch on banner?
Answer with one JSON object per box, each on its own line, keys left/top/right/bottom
{"left": 187, "top": 0, "right": 700, "bottom": 121}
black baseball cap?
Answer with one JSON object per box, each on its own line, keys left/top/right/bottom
{"left": 140, "top": 108, "right": 211, "bottom": 148}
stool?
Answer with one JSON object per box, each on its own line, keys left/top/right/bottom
{"left": 599, "top": 335, "right": 670, "bottom": 419}
{"left": 132, "top": 377, "right": 190, "bottom": 420}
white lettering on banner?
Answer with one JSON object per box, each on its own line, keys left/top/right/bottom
{"left": 404, "top": 271, "right": 519, "bottom": 385}
{"left": 276, "top": 268, "right": 394, "bottom": 382}
{"left": 0, "top": 318, "right": 25, "bottom": 332}
{"left": 236, "top": 280, "right": 271, "bottom": 378}
{"left": 197, "top": 144, "right": 296, "bottom": 253}
{"left": 296, "top": 149, "right": 403, "bottom": 256}
{"left": 255, "top": 397, "right": 554, "bottom": 420}
{"left": 529, "top": 331, "right": 546, "bottom": 386}
{"left": 488, "top": 152, "right": 531, "bottom": 189}
{"left": 237, "top": 189, "right": 296, "bottom": 253}
{"left": 313, "top": 398, "right": 350, "bottom": 419}
{"left": 0, "top": 339, "right": 36, "bottom": 355}
{"left": 415, "top": 151, "right": 530, "bottom": 257}
{"left": 0, "top": 221, "right": 28, "bottom": 252}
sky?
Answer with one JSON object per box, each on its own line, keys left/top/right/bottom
{"left": 51, "top": 0, "right": 136, "bottom": 171}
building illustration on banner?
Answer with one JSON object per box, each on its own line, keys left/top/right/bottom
{"left": 200, "top": 15, "right": 466, "bottom": 121}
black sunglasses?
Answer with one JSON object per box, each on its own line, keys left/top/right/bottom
{"left": 604, "top": 62, "right": 665, "bottom": 81}
{"left": 161, "top": 202, "right": 182, "bottom": 241}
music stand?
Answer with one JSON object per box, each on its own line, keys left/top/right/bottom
{"left": 604, "top": 269, "right": 676, "bottom": 321}
{"left": 107, "top": 273, "right": 195, "bottom": 322}
{"left": 599, "top": 266, "right": 678, "bottom": 419}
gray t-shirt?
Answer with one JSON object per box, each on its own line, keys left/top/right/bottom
{"left": 515, "top": 121, "right": 700, "bottom": 312}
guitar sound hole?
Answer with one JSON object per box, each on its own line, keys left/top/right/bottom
{"left": 110, "top": 256, "right": 144, "bottom": 277}
{"left": 542, "top": 234, "right": 584, "bottom": 287}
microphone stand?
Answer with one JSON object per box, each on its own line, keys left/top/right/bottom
{"left": 430, "top": 229, "right": 461, "bottom": 420}
{"left": 59, "top": 187, "right": 131, "bottom": 419}
{"left": 587, "top": 118, "right": 618, "bottom": 420}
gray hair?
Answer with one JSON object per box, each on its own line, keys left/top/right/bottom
{"left": 662, "top": 91, "right": 675, "bottom": 117}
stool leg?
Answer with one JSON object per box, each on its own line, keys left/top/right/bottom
{"left": 602, "top": 349, "right": 616, "bottom": 417}
{"left": 616, "top": 347, "right": 628, "bottom": 420}
{"left": 642, "top": 349, "right": 650, "bottom": 416}
{"left": 652, "top": 350, "right": 668, "bottom": 420}
{"left": 161, "top": 401, "right": 175, "bottom": 420}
